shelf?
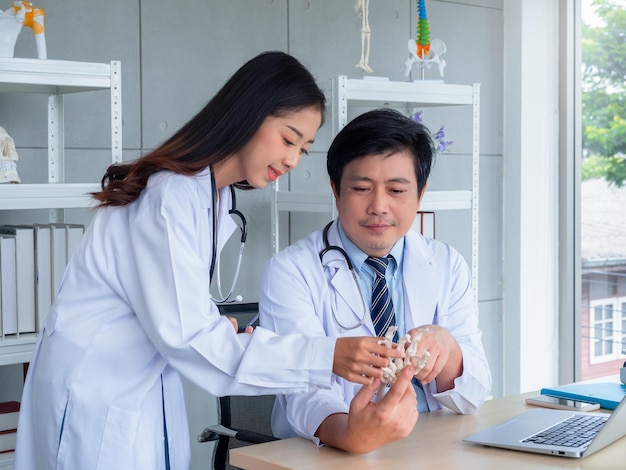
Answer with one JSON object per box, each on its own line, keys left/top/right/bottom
{"left": 274, "top": 190, "right": 471, "bottom": 214}
{"left": 275, "top": 191, "right": 335, "bottom": 213}
{"left": 0, "top": 334, "right": 37, "bottom": 366}
{"left": 0, "top": 58, "right": 116, "bottom": 94}
{"left": 421, "top": 191, "right": 472, "bottom": 211}
{"left": 0, "top": 183, "right": 99, "bottom": 210}
{"left": 0, "top": 58, "right": 121, "bottom": 371}
{"left": 339, "top": 77, "right": 474, "bottom": 107}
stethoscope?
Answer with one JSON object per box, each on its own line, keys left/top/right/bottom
{"left": 319, "top": 221, "right": 369, "bottom": 330}
{"left": 209, "top": 170, "right": 247, "bottom": 303}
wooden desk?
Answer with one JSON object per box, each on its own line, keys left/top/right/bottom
{"left": 230, "top": 392, "right": 625, "bottom": 469}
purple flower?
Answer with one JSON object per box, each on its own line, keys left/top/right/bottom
{"left": 412, "top": 112, "right": 453, "bottom": 153}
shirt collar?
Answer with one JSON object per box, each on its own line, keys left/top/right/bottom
{"left": 336, "top": 221, "right": 404, "bottom": 276}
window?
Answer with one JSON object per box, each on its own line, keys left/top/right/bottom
{"left": 588, "top": 296, "right": 626, "bottom": 364}
{"left": 578, "top": 0, "right": 626, "bottom": 380}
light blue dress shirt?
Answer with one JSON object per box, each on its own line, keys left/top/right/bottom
{"left": 337, "top": 222, "right": 429, "bottom": 412}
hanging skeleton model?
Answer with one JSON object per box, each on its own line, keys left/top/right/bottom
{"left": 354, "top": 0, "right": 373, "bottom": 73}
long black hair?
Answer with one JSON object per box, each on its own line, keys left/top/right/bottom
{"left": 93, "top": 51, "right": 326, "bottom": 206}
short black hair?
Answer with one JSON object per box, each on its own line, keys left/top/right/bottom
{"left": 327, "top": 108, "right": 434, "bottom": 197}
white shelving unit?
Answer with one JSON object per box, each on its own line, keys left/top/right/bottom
{"left": 0, "top": 58, "right": 122, "bottom": 210}
{"left": 0, "top": 59, "right": 122, "bottom": 455}
{"left": 271, "top": 75, "right": 480, "bottom": 307}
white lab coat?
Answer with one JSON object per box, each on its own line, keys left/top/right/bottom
{"left": 259, "top": 220, "right": 491, "bottom": 444}
{"left": 14, "top": 168, "right": 335, "bottom": 470}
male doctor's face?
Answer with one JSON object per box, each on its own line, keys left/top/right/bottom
{"left": 331, "top": 150, "right": 425, "bottom": 258}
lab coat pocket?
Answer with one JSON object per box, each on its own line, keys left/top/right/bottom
{"left": 96, "top": 405, "right": 141, "bottom": 470}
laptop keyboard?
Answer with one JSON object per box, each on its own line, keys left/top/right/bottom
{"left": 522, "top": 414, "right": 608, "bottom": 448}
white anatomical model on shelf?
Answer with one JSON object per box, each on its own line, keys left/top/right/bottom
{"left": 0, "top": 1, "right": 47, "bottom": 59}
{"left": 0, "top": 125, "right": 20, "bottom": 183}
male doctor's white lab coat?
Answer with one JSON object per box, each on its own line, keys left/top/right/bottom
{"left": 14, "top": 169, "right": 335, "bottom": 470}
{"left": 260, "top": 220, "right": 492, "bottom": 444}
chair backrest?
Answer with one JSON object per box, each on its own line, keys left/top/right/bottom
{"left": 205, "top": 303, "right": 278, "bottom": 470}
{"left": 204, "top": 393, "right": 277, "bottom": 470}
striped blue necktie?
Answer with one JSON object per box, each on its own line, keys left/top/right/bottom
{"left": 365, "top": 256, "right": 398, "bottom": 342}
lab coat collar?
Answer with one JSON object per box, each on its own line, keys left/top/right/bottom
{"left": 402, "top": 232, "right": 442, "bottom": 330}
{"left": 195, "top": 168, "right": 237, "bottom": 253}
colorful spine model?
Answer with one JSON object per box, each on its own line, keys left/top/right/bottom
{"left": 416, "top": 0, "right": 430, "bottom": 58}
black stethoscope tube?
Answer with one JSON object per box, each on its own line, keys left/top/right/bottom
{"left": 209, "top": 169, "right": 247, "bottom": 302}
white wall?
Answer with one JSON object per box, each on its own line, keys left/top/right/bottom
{"left": 503, "top": 0, "right": 560, "bottom": 395}
{"left": 0, "top": 1, "right": 506, "bottom": 468}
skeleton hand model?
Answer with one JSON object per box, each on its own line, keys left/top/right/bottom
{"left": 0, "top": 1, "right": 47, "bottom": 59}
{"left": 376, "top": 326, "right": 430, "bottom": 399}
{"left": 354, "top": 0, "right": 373, "bottom": 74}
{"left": 0, "top": 126, "right": 21, "bottom": 183}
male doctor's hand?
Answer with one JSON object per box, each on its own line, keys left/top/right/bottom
{"left": 407, "top": 324, "right": 463, "bottom": 392}
{"left": 226, "top": 316, "right": 253, "bottom": 334}
{"left": 315, "top": 365, "right": 418, "bottom": 453}
{"left": 334, "top": 336, "right": 403, "bottom": 385}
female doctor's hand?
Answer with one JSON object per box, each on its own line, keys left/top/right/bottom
{"left": 334, "top": 336, "right": 403, "bottom": 385}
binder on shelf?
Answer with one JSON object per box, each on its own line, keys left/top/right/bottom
{"left": 411, "top": 211, "right": 436, "bottom": 239}
{"left": 50, "top": 224, "right": 68, "bottom": 301}
{"left": 0, "top": 225, "right": 36, "bottom": 333}
{"left": 0, "top": 235, "right": 18, "bottom": 337}
{"left": 0, "top": 401, "right": 19, "bottom": 432}
{"left": 34, "top": 224, "right": 52, "bottom": 331}
{"left": 0, "top": 429, "right": 17, "bottom": 454}
{"left": 540, "top": 382, "right": 626, "bottom": 410}
{"left": 65, "top": 223, "right": 85, "bottom": 262}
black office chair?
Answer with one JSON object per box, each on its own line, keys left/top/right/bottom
{"left": 198, "top": 394, "right": 278, "bottom": 470}
{"left": 199, "top": 303, "right": 279, "bottom": 470}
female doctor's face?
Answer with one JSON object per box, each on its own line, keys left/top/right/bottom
{"left": 236, "top": 106, "right": 322, "bottom": 189}
{"left": 332, "top": 151, "right": 425, "bottom": 258}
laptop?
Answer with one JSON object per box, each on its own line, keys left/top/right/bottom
{"left": 463, "top": 396, "right": 626, "bottom": 458}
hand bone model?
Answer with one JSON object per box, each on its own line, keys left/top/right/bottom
{"left": 377, "top": 326, "right": 430, "bottom": 395}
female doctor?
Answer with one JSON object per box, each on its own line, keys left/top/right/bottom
{"left": 14, "top": 51, "right": 400, "bottom": 470}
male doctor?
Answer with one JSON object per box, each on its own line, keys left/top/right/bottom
{"left": 259, "top": 108, "right": 491, "bottom": 453}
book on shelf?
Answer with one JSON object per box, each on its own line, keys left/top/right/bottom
{"left": 0, "top": 402, "right": 19, "bottom": 433}
{"left": 34, "top": 225, "right": 52, "bottom": 331}
{"left": 0, "top": 429, "right": 17, "bottom": 454}
{"left": 411, "top": 211, "right": 436, "bottom": 239}
{"left": 0, "top": 225, "right": 36, "bottom": 333}
{"left": 0, "top": 235, "right": 18, "bottom": 337}
{"left": 50, "top": 223, "right": 85, "bottom": 303}
{"left": 65, "top": 224, "right": 85, "bottom": 262}
{"left": 50, "top": 224, "right": 68, "bottom": 301}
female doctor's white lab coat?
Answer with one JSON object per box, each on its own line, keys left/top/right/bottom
{"left": 14, "top": 168, "right": 335, "bottom": 470}
{"left": 260, "top": 220, "right": 492, "bottom": 443}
